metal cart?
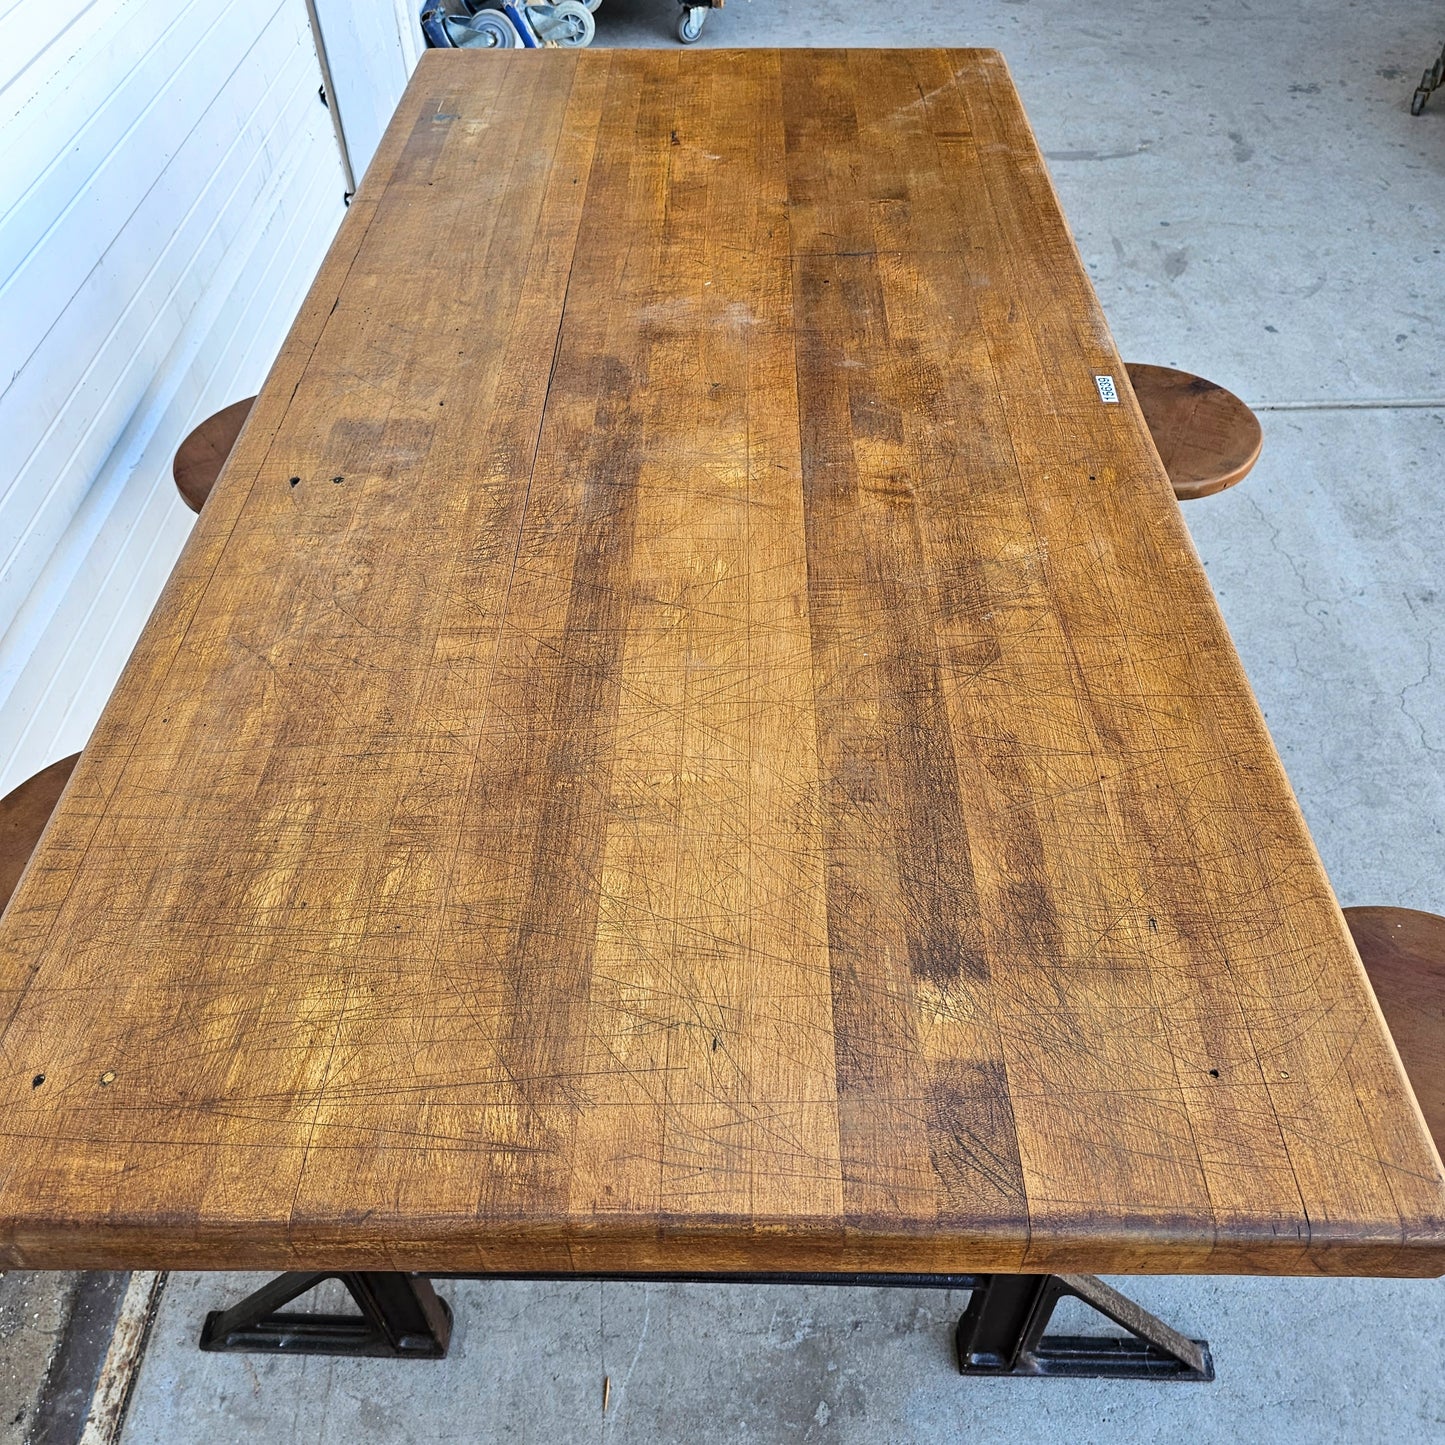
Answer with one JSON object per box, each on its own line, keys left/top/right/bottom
{"left": 422, "top": 0, "right": 719, "bottom": 48}
{"left": 421, "top": 0, "right": 596, "bottom": 49}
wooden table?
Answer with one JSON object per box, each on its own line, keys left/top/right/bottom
{"left": 2, "top": 49, "right": 1442, "bottom": 1377}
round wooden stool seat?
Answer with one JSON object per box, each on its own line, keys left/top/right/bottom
{"left": 1345, "top": 905, "right": 1445, "bottom": 1154}
{"left": 1125, "top": 363, "right": 1262, "bottom": 501}
{"left": 0, "top": 754, "right": 81, "bottom": 917}
{"left": 173, "top": 397, "right": 256, "bottom": 513}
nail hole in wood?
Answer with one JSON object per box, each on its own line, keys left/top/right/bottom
{"left": 31, "top": 1074, "right": 44, "bottom": 1088}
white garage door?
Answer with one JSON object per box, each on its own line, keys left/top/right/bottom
{"left": 0, "top": 0, "right": 384, "bottom": 793}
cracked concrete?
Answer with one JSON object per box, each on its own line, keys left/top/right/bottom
{"left": 110, "top": 1, "right": 1445, "bottom": 1441}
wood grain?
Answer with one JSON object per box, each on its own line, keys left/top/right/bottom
{"left": 0, "top": 755, "right": 79, "bottom": 917}
{"left": 1125, "top": 363, "right": 1262, "bottom": 501}
{"left": 0, "top": 49, "right": 1440, "bottom": 1278}
{"left": 173, "top": 397, "right": 257, "bottom": 513}
{"left": 1345, "top": 907, "right": 1445, "bottom": 1155}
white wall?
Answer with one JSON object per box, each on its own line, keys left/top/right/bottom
{"left": 0, "top": 0, "right": 417, "bottom": 796}
{"left": 310, "top": 0, "right": 424, "bottom": 180}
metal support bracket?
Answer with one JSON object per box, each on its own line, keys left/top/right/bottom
{"left": 1412, "top": 42, "right": 1445, "bottom": 115}
{"left": 956, "top": 1273, "right": 1213, "bottom": 1380}
{"left": 199, "top": 1272, "right": 452, "bottom": 1359}
{"left": 197, "top": 1267, "right": 1210, "bottom": 1381}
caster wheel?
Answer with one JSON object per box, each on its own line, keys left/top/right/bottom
{"left": 444, "top": 9, "right": 523, "bottom": 46}
{"left": 529, "top": 0, "right": 594, "bottom": 45}
{"left": 677, "top": 5, "right": 707, "bottom": 43}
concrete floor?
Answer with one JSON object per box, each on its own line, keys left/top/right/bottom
{"left": 121, "top": 1272, "right": 1445, "bottom": 1443}
{"left": 79, "top": 0, "right": 1445, "bottom": 1440}
{"left": 0, "top": 1274, "right": 77, "bottom": 1444}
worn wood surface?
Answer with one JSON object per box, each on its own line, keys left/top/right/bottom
{"left": 0, "top": 756, "right": 79, "bottom": 917}
{"left": 1, "top": 49, "right": 1441, "bottom": 1277}
{"left": 1346, "top": 907, "right": 1445, "bottom": 1156}
{"left": 173, "top": 397, "right": 257, "bottom": 513}
{"left": 1125, "top": 363, "right": 1262, "bottom": 501}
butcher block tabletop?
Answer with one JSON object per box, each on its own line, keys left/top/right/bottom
{"left": 1, "top": 48, "right": 1442, "bottom": 1278}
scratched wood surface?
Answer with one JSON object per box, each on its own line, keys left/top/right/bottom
{"left": 1, "top": 49, "right": 1441, "bottom": 1277}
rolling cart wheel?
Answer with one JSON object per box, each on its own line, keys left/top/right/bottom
{"left": 677, "top": 5, "right": 707, "bottom": 43}
{"left": 444, "top": 9, "right": 523, "bottom": 46}
{"left": 530, "top": 0, "right": 594, "bottom": 45}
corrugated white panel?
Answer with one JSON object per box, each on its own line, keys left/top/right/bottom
{"left": 312, "top": 0, "right": 423, "bottom": 178}
{"left": 0, "top": 0, "right": 350, "bottom": 793}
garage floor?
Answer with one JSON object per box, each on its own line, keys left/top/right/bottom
{"left": 20, "top": 1, "right": 1445, "bottom": 1441}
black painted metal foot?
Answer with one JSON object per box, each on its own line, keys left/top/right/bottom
{"left": 200, "top": 1272, "right": 452, "bottom": 1358}
{"left": 1411, "top": 40, "right": 1445, "bottom": 114}
{"left": 956, "top": 1273, "right": 1213, "bottom": 1381}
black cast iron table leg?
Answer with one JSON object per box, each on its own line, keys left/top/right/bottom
{"left": 199, "top": 1272, "right": 452, "bottom": 1359}
{"left": 956, "top": 1273, "right": 1213, "bottom": 1380}
{"left": 196, "top": 1268, "right": 1210, "bottom": 1380}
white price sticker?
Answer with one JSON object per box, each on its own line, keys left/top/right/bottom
{"left": 1095, "top": 374, "right": 1119, "bottom": 404}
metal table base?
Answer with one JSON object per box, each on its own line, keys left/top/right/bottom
{"left": 199, "top": 1269, "right": 1214, "bottom": 1382}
